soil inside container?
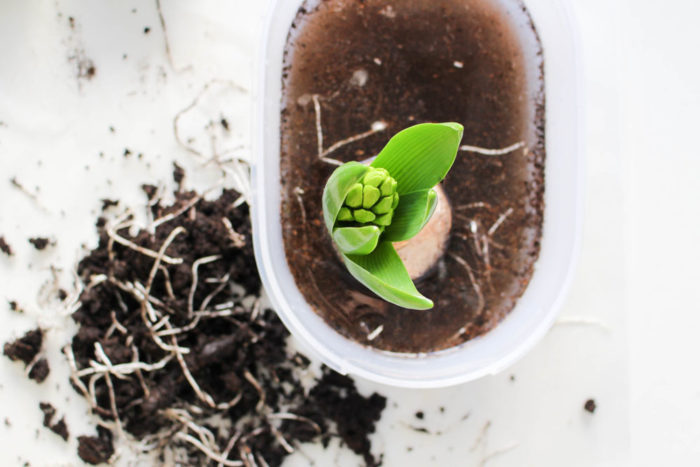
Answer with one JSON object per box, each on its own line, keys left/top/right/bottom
{"left": 280, "top": 0, "right": 545, "bottom": 353}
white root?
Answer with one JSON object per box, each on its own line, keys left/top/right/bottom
{"left": 470, "top": 420, "right": 491, "bottom": 452}
{"left": 188, "top": 255, "right": 223, "bottom": 318}
{"left": 152, "top": 195, "right": 202, "bottom": 229}
{"left": 173, "top": 79, "right": 247, "bottom": 160}
{"left": 311, "top": 94, "right": 335, "bottom": 165}
{"left": 267, "top": 413, "right": 322, "bottom": 434}
{"left": 293, "top": 187, "right": 307, "bottom": 230}
{"left": 479, "top": 443, "right": 519, "bottom": 467}
{"left": 488, "top": 207, "right": 514, "bottom": 236}
{"left": 145, "top": 226, "right": 187, "bottom": 298}
{"left": 218, "top": 431, "right": 243, "bottom": 467}
{"left": 460, "top": 141, "right": 525, "bottom": 156}
{"left": 167, "top": 323, "right": 217, "bottom": 408}
{"left": 155, "top": 0, "right": 193, "bottom": 73}
{"left": 450, "top": 254, "right": 485, "bottom": 318}
{"left": 367, "top": 325, "right": 384, "bottom": 341}
{"left": 94, "top": 343, "right": 125, "bottom": 440}
{"left": 243, "top": 370, "right": 266, "bottom": 412}
{"left": 311, "top": 94, "right": 386, "bottom": 165}
{"left": 555, "top": 316, "right": 611, "bottom": 331}
{"left": 320, "top": 121, "right": 387, "bottom": 159}
{"left": 456, "top": 201, "right": 493, "bottom": 211}
{"left": 269, "top": 424, "right": 295, "bottom": 454}
{"left": 76, "top": 354, "right": 173, "bottom": 378}
{"left": 175, "top": 432, "right": 243, "bottom": 467}
{"left": 106, "top": 224, "right": 183, "bottom": 265}
{"left": 222, "top": 217, "right": 246, "bottom": 248}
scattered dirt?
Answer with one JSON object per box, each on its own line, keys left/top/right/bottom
{"left": 72, "top": 54, "right": 96, "bottom": 81}
{"left": 77, "top": 427, "right": 114, "bottom": 465}
{"left": 101, "top": 199, "right": 119, "bottom": 211}
{"left": 172, "top": 162, "right": 185, "bottom": 190}
{"left": 29, "top": 358, "right": 50, "bottom": 383}
{"left": 39, "top": 402, "right": 69, "bottom": 441}
{"left": 66, "top": 181, "right": 385, "bottom": 466}
{"left": 584, "top": 399, "right": 597, "bottom": 414}
{"left": 3, "top": 328, "right": 43, "bottom": 365}
{"left": 0, "top": 236, "right": 13, "bottom": 256}
{"left": 28, "top": 237, "right": 50, "bottom": 250}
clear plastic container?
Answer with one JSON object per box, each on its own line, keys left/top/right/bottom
{"left": 251, "top": 0, "right": 583, "bottom": 388}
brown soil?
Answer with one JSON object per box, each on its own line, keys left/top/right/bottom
{"left": 29, "top": 357, "right": 50, "bottom": 383}
{"left": 0, "top": 236, "right": 13, "bottom": 256}
{"left": 68, "top": 182, "right": 385, "bottom": 466}
{"left": 584, "top": 399, "right": 597, "bottom": 414}
{"left": 77, "top": 428, "right": 114, "bottom": 465}
{"left": 39, "top": 402, "right": 69, "bottom": 441}
{"left": 280, "top": 0, "right": 545, "bottom": 352}
{"left": 29, "top": 237, "right": 51, "bottom": 250}
{"left": 3, "top": 328, "right": 43, "bottom": 365}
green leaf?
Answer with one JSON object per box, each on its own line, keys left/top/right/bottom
{"left": 333, "top": 226, "right": 381, "bottom": 256}
{"left": 382, "top": 189, "right": 435, "bottom": 242}
{"left": 322, "top": 162, "right": 370, "bottom": 232}
{"left": 371, "top": 122, "right": 464, "bottom": 194}
{"left": 421, "top": 188, "right": 438, "bottom": 230}
{"left": 343, "top": 242, "right": 433, "bottom": 310}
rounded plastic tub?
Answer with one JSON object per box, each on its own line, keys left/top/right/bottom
{"left": 251, "top": 0, "right": 583, "bottom": 388}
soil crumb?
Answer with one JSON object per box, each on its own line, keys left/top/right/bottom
{"left": 3, "top": 328, "right": 43, "bottom": 365}
{"left": 29, "top": 358, "right": 50, "bottom": 383}
{"left": 172, "top": 162, "right": 185, "bottom": 189}
{"left": 0, "top": 236, "right": 13, "bottom": 256}
{"left": 28, "top": 237, "right": 50, "bottom": 250}
{"left": 584, "top": 399, "right": 597, "bottom": 414}
{"left": 39, "top": 402, "right": 69, "bottom": 441}
{"left": 100, "top": 199, "right": 119, "bottom": 211}
{"left": 77, "top": 427, "right": 114, "bottom": 465}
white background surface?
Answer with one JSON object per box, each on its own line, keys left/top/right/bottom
{"left": 0, "top": 1, "right": 697, "bottom": 466}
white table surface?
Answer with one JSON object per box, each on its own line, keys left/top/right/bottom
{"left": 0, "top": 1, "right": 697, "bottom": 466}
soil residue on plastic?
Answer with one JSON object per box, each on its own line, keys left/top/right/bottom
{"left": 280, "top": 0, "right": 545, "bottom": 352}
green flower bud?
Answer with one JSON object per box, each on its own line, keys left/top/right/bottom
{"left": 337, "top": 207, "right": 353, "bottom": 221}
{"left": 353, "top": 209, "right": 376, "bottom": 223}
{"left": 380, "top": 177, "right": 396, "bottom": 196}
{"left": 362, "top": 185, "right": 381, "bottom": 208}
{"left": 372, "top": 196, "right": 394, "bottom": 214}
{"left": 363, "top": 168, "right": 389, "bottom": 187}
{"left": 374, "top": 211, "right": 393, "bottom": 226}
{"left": 345, "top": 183, "right": 363, "bottom": 208}
{"left": 338, "top": 167, "right": 399, "bottom": 229}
